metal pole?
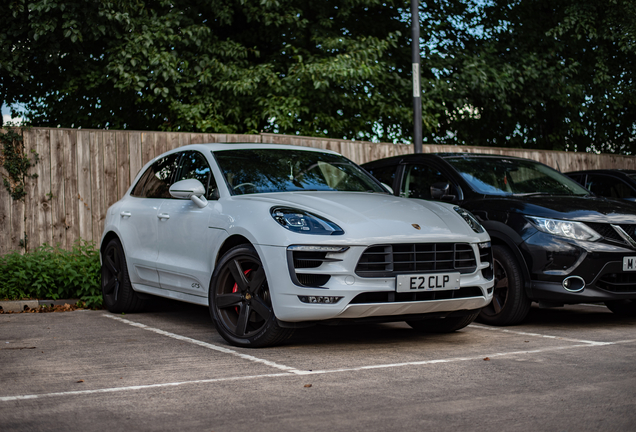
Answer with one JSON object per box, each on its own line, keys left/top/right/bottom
{"left": 411, "top": 0, "right": 422, "bottom": 153}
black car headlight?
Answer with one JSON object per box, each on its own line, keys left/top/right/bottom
{"left": 526, "top": 216, "right": 601, "bottom": 241}
{"left": 271, "top": 207, "right": 344, "bottom": 235}
{"left": 454, "top": 206, "right": 485, "bottom": 233}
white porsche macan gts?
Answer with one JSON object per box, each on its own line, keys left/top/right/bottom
{"left": 100, "top": 143, "right": 494, "bottom": 347}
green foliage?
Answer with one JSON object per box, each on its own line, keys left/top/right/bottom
{"left": 2, "top": 0, "right": 635, "bottom": 150}
{"left": 0, "top": 241, "right": 102, "bottom": 308}
{"left": 426, "top": 0, "right": 636, "bottom": 154}
{"left": 1, "top": 0, "right": 420, "bottom": 143}
{"left": 0, "top": 126, "right": 38, "bottom": 201}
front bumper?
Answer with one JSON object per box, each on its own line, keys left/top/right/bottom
{"left": 522, "top": 232, "right": 636, "bottom": 302}
{"left": 257, "top": 244, "right": 494, "bottom": 322}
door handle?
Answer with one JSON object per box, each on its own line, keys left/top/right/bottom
{"left": 120, "top": 211, "right": 132, "bottom": 217}
{"left": 157, "top": 213, "right": 170, "bottom": 220}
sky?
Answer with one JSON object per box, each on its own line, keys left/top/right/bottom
{"left": 2, "top": 103, "right": 23, "bottom": 125}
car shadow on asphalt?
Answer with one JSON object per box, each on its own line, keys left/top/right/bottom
{"left": 128, "top": 297, "right": 636, "bottom": 347}
{"left": 521, "top": 304, "right": 636, "bottom": 329}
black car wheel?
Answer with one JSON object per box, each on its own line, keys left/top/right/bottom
{"left": 478, "top": 244, "right": 531, "bottom": 325}
{"left": 407, "top": 311, "right": 480, "bottom": 333}
{"left": 605, "top": 300, "right": 636, "bottom": 317}
{"left": 101, "top": 238, "right": 147, "bottom": 313}
{"left": 209, "top": 245, "right": 294, "bottom": 348}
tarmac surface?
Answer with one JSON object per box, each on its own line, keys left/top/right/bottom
{"left": 1, "top": 300, "right": 635, "bottom": 431}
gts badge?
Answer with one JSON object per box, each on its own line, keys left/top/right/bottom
{"left": 191, "top": 283, "right": 201, "bottom": 289}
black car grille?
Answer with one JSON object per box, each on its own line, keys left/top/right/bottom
{"left": 355, "top": 243, "right": 477, "bottom": 277}
{"left": 287, "top": 250, "right": 334, "bottom": 288}
{"left": 586, "top": 223, "right": 636, "bottom": 246}
{"left": 597, "top": 273, "right": 636, "bottom": 293}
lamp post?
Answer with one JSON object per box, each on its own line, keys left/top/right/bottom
{"left": 411, "top": 0, "right": 422, "bottom": 153}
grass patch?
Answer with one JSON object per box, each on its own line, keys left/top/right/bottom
{"left": 0, "top": 240, "right": 102, "bottom": 308}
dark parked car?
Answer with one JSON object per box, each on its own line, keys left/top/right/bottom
{"left": 363, "top": 153, "right": 636, "bottom": 325}
{"left": 566, "top": 169, "right": 636, "bottom": 203}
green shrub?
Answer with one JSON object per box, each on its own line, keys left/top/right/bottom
{"left": 0, "top": 240, "right": 102, "bottom": 308}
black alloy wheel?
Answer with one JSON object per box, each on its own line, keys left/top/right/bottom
{"left": 477, "top": 244, "right": 531, "bottom": 326}
{"left": 101, "top": 239, "right": 147, "bottom": 313}
{"left": 209, "top": 245, "right": 293, "bottom": 348}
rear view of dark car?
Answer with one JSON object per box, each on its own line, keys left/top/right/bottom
{"left": 363, "top": 153, "right": 636, "bottom": 325}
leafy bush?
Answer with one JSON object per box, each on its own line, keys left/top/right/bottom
{"left": 0, "top": 240, "right": 102, "bottom": 308}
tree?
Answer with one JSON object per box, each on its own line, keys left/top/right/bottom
{"left": 1, "top": 0, "right": 424, "bottom": 142}
{"left": 426, "top": 0, "right": 636, "bottom": 154}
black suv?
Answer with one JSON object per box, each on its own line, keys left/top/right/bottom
{"left": 363, "top": 153, "right": 636, "bottom": 325}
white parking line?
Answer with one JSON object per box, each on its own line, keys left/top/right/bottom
{"left": 3, "top": 339, "right": 632, "bottom": 402}
{"left": 0, "top": 373, "right": 294, "bottom": 402}
{"left": 468, "top": 324, "right": 613, "bottom": 346}
{"left": 103, "top": 314, "right": 305, "bottom": 374}
{"left": 3, "top": 317, "right": 632, "bottom": 403}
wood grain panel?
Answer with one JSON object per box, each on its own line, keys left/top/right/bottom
{"left": 90, "top": 130, "right": 105, "bottom": 242}
{"left": 116, "top": 132, "right": 130, "bottom": 198}
{"left": 63, "top": 129, "right": 79, "bottom": 247}
{"left": 77, "top": 130, "right": 93, "bottom": 241}
{"left": 36, "top": 128, "right": 52, "bottom": 246}
{"left": 50, "top": 129, "right": 66, "bottom": 248}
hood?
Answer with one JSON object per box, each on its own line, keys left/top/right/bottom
{"left": 230, "top": 191, "right": 487, "bottom": 245}
{"left": 470, "top": 195, "right": 636, "bottom": 224}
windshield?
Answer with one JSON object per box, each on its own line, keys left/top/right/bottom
{"left": 444, "top": 157, "right": 591, "bottom": 196}
{"left": 214, "top": 148, "right": 386, "bottom": 195}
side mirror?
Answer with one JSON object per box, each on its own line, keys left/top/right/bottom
{"left": 430, "top": 182, "right": 456, "bottom": 202}
{"left": 169, "top": 179, "right": 208, "bottom": 208}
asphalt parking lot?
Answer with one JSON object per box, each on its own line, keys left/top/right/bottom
{"left": 2, "top": 301, "right": 636, "bottom": 432}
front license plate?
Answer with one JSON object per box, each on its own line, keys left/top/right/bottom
{"left": 396, "top": 272, "right": 461, "bottom": 292}
{"left": 623, "top": 257, "right": 636, "bottom": 271}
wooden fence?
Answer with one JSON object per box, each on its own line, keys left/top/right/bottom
{"left": 1, "top": 127, "right": 635, "bottom": 255}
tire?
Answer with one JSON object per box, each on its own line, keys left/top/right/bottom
{"left": 605, "top": 300, "right": 636, "bottom": 317}
{"left": 209, "top": 245, "right": 294, "bottom": 348}
{"left": 477, "top": 244, "right": 531, "bottom": 326}
{"left": 101, "top": 239, "right": 147, "bottom": 313}
{"left": 407, "top": 311, "right": 480, "bottom": 333}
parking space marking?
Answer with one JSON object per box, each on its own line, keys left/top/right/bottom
{"left": 3, "top": 338, "right": 633, "bottom": 403}
{"left": 0, "top": 373, "right": 294, "bottom": 402}
{"left": 103, "top": 314, "right": 305, "bottom": 374}
{"left": 468, "top": 324, "right": 613, "bottom": 346}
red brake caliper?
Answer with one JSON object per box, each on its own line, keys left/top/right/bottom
{"left": 232, "top": 269, "right": 252, "bottom": 314}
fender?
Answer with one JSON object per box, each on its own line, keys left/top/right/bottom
{"left": 481, "top": 220, "right": 534, "bottom": 298}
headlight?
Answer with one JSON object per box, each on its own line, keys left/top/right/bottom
{"left": 526, "top": 216, "right": 601, "bottom": 241}
{"left": 271, "top": 207, "right": 344, "bottom": 235}
{"left": 454, "top": 207, "right": 485, "bottom": 233}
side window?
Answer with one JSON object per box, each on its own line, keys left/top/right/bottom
{"left": 401, "top": 164, "right": 456, "bottom": 199}
{"left": 587, "top": 175, "right": 635, "bottom": 200}
{"left": 568, "top": 174, "right": 585, "bottom": 186}
{"left": 130, "top": 153, "right": 180, "bottom": 198}
{"left": 174, "top": 151, "right": 218, "bottom": 200}
{"left": 366, "top": 165, "right": 397, "bottom": 191}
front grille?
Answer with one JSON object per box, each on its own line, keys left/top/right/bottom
{"left": 297, "top": 274, "right": 331, "bottom": 287}
{"left": 597, "top": 273, "right": 636, "bottom": 293}
{"left": 350, "top": 287, "right": 483, "bottom": 303}
{"left": 586, "top": 223, "right": 636, "bottom": 246}
{"left": 287, "top": 250, "right": 339, "bottom": 287}
{"left": 480, "top": 244, "right": 494, "bottom": 280}
{"left": 293, "top": 251, "right": 328, "bottom": 269}
{"left": 355, "top": 243, "right": 477, "bottom": 277}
